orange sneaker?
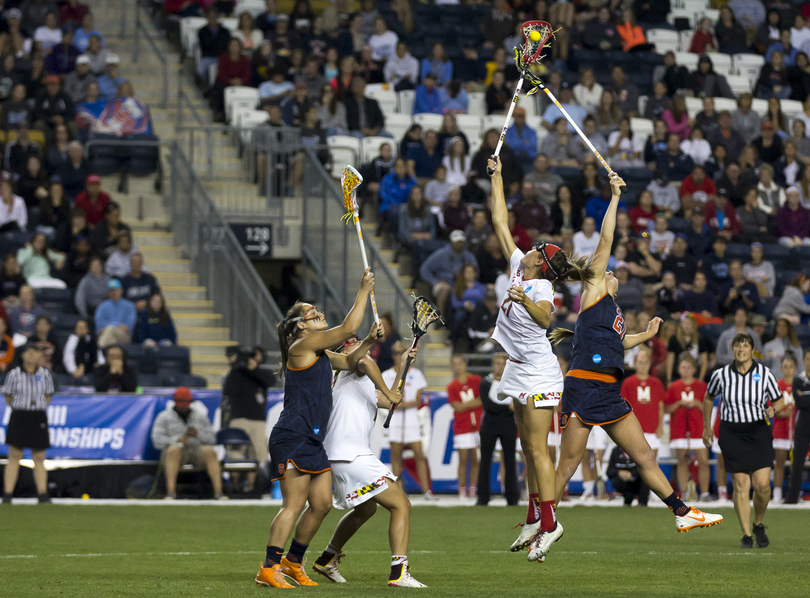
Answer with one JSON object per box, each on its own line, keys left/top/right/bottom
{"left": 255, "top": 562, "right": 294, "bottom": 588}
{"left": 280, "top": 556, "right": 318, "bottom": 586}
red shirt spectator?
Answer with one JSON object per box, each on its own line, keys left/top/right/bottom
{"left": 447, "top": 373, "right": 483, "bottom": 435}
{"left": 689, "top": 30, "right": 716, "bottom": 54}
{"left": 509, "top": 221, "right": 532, "bottom": 252}
{"left": 629, "top": 204, "right": 657, "bottom": 235}
{"left": 704, "top": 195, "right": 741, "bottom": 239}
{"left": 216, "top": 51, "right": 251, "bottom": 85}
{"left": 59, "top": 0, "right": 90, "bottom": 25}
{"left": 679, "top": 170, "right": 717, "bottom": 200}
{"left": 75, "top": 175, "right": 111, "bottom": 226}
{"left": 621, "top": 372, "right": 666, "bottom": 435}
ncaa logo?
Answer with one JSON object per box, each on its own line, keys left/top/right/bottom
{"left": 592, "top": 354, "right": 602, "bottom": 364}
{"left": 753, "top": 373, "right": 761, "bottom": 382}
{"left": 313, "top": 426, "right": 320, "bottom": 434}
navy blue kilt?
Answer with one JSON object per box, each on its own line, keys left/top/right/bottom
{"left": 560, "top": 375, "right": 632, "bottom": 427}
{"left": 268, "top": 428, "right": 331, "bottom": 481}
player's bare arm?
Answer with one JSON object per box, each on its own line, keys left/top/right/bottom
{"left": 581, "top": 174, "right": 626, "bottom": 309}
{"left": 507, "top": 286, "right": 552, "bottom": 329}
{"left": 702, "top": 391, "right": 714, "bottom": 448}
{"left": 487, "top": 156, "right": 518, "bottom": 258}
{"left": 327, "top": 321, "right": 381, "bottom": 371}
{"left": 622, "top": 316, "right": 662, "bottom": 350}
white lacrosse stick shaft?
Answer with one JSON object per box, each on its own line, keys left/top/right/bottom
{"left": 489, "top": 73, "right": 526, "bottom": 170}
{"left": 351, "top": 202, "right": 380, "bottom": 325}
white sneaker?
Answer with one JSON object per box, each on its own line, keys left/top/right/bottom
{"left": 423, "top": 490, "right": 438, "bottom": 501}
{"left": 388, "top": 563, "right": 426, "bottom": 588}
{"left": 699, "top": 492, "right": 712, "bottom": 503}
{"left": 773, "top": 487, "right": 783, "bottom": 503}
{"left": 458, "top": 487, "right": 467, "bottom": 499}
{"left": 527, "top": 521, "right": 564, "bottom": 563}
{"left": 675, "top": 507, "right": 723, "bottom": 533}
{"left": 510, "top": 520, "right": 541, "bottom": 552}
{"left": 313, "top": 551, "right": 347, "bottom": 583}
{"left": 164, "top": 493, "right": 176, "bottom": 500}
{"left": 578, "top": 492, "right": 595, "bottom": 503}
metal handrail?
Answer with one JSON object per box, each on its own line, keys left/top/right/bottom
{"left": 132, "top": 1, "right": 169, "bottom": 107}
{"left": 176, "top": 69, "right": 206, "bottom": 128}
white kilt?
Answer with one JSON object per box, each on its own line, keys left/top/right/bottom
{"left": 331, "top": 455, "right": 397, "bottom": 510}
{"left": 386, "top": 408, "right": 423, "bottom": 444}
{"left": 670, "top": 438, "right": 705, "bottom": 450}
{"left": 773, "top": 438, "right": 793, "bottom": 451}
{"left": 586, "top": 425, "right": 608, "bottom": 451}
{"left": 498, "top": 359, "right": 564, "bottom": 407}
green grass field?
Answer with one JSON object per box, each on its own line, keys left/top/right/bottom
{"left": 1, "top": 503, "right": 808, "bottom": 598}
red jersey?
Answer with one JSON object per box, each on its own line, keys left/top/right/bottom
{"left": 447, "top": 375, "right": 483, "bottom": 435}
{"left": 75, "top": 191, "right": 111, "bottom": 226}
{"left": 773, "top": 379, "right": 795, "bottom": 441}
{"left": 666, "top": 379, "right": 708, "bottom": 439}
{"left": 621, "top": 374, "right": 666, "bottom": 434}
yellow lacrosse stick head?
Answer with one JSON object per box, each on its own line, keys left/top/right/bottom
{"left": 341, "top": 165, "right": 363, "bottom": 223}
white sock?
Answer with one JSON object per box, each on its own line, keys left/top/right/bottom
{"left": 773, "top": 487, "right": 782, "bottom": 501}
{"left": 324, "top": 542, "right": 340, "bottom": 556}
{"left": 391, "top": 555, "right": 407, "bottom": 566}
{"left": 582, "top": 480, "right": 595, "bottom": 496}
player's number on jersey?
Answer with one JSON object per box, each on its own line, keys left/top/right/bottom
{"left": 612, "top": 308, "right": 625, "bottom": 337}
{"left": 500, "top": 297, "right": 513, "bottom": 318}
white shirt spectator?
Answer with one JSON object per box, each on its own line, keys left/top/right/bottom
{"left": 756, "top": 180, "right": 785, "bottom": 214}
{"left": 425, "top": 178, "right": 451, "bottom": 205}
{"left": 680, "top": 138, "right": 711, "bottom": 165}
{"left": 105, "top": 247, "right": 140, "bottom": 278}
{"left": 236, "top": 29, "right": 263, "bottom": 52}
{"left": 607, "top": 131, "right": 645, "bottom": 157}
{"left": 743, "top": 260, "right": 775, "bottom": 296}
{"left": 728, "top": 0, "right": 765, "bottom": 28}
{"left": 573, "top": 230, "right": 599, "bottom": 257}
{"left": 384, "top": 51, "right": 419, "bottom": 87}
{"left": 34, "top": 26, "right": 62, "bottom": 51}
{"left": 0, "top": 194, "right": 27, "bottom": 230}
{"left": 258, "top": 79, "right": 293, "bottom": 99}
{"left": 573, "top": 82, "right": 603, "bottom": 115}
{"left": 368, "top": 30, "right": 399, "bottom": 62}
{"left": 442, "top": 155, "right": 471, "bottom": 187}
{"left": 791, "top": 23, "right": 810, "bottom": 50}
{"left": 649, "top": 230, "right": 675, "bottom": 257}
{"left": 646, "top": 180, "right": 681, "bottom": 214}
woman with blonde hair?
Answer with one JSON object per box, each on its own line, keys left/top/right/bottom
{"left": 665, "top": 313, "right": 711, "bottom": 386}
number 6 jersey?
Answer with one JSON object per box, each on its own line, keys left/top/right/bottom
{"left": 491, "top": 249, "right": 557, "bottom": 367}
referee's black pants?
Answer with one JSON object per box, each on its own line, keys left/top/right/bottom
{"left": 476, "top": 420, "right": 519, "bottom": 506}
{"left": 786, "top": 410, "right": 810, "bottom": 504}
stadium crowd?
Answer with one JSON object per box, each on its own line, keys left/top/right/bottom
{"left": 0, "top": 1, "right": 191, "bottom": 391}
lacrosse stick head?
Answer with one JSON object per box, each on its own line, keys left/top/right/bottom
{"left": 410, "top": 296, "right": 443, "bottom": 339}
{"left": 519, "top": 21, "right": 552, "bottom": 66}
{"left": 341, "top": 165, "right": 363, "bottom": 222}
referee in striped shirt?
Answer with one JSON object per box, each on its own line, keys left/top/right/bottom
{"left": 702, "top": 332, "right": 783, "bottom": 549}
{"left": 2, "top": 344, "right": 55, "bottom": 504}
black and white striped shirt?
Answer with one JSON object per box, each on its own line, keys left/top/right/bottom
{"left": 4, "top": 366, "right": 55, "bottom": 411}
{"left": 707, "top": 362, "right": 780, "bottom": 423}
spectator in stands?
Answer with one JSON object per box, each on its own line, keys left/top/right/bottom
{"left": 680, "top": 164, "right": 717, "bottom": 216}
{"left": 715, "top": 308, "right": 763, "bottom": 366}
{"left": 8, "top": 285, "right": 43, "bottom": 341}
{"left": 718, "top": 260, "right": 760, "bottom": 317}
{"left": 1, "top": 84, "right": 31, "bottom": 134}
{"left": 764, "top": 320, "right": 804, "bottom": 383}
{"left": 83, "top": 34, "right": 108, "bottom": 76}
{"left": 666, "top": 314, "right": 710, "bottom": 385}
{"left": 196, "top": 7, "right": 230, "bottom": 84}
{"left": 54, "top": 206, "right": 88, "bottom": 253}
{"left": 314, "top": 85, "right": 346, "bottom": 136}
{"left": 33, "top": 74, "right": 76, "bottom": 138}
{"left": 573, "top": 216, "right": 599, "bottom": 258}
{"left": 708, "top": 111, "right": 745, "bottom": 162}
{"left": 752, "top": 121, "right": 784, "bottom": 166}
{"left": 439, "top": 80, "right": 468, "bottom": 115}
{"left": 209, "top": 38, "right": 251, "bottom": 121}
{"left": 715, "top": 162, "right": 748, "bottom": 207}
{"left": 702, "top": 235, "right": 731, "bottom": 289}
{"left": 472, "top": 129, "right": 522, "bottom": 194}
{"left": 742, "top": 242, "right": 775, "bottom": 299}
{"left": 705, "top": 193, "right": 742, "bottom": 241}
{"left": 649, "top": 213, "right": 675, "bottom": 257}
{"left": 510, "top": 181, "right": 551, "bottom": 240}
{"left": 662, "top": 235, "right": 698, "bottom": 290}
{"left": 384, "top": 41, "right": 418, "bottom": 92}
{"left": 74, "top": 174, "right": 109, "bottom": 227}
{"left": 644, "top": 80, "right": 671, "bottom": 122}
{"left": 279, "top": 81, "right": 309, "bottom": 127}
{"left": 756, "top": 49, "right": 791, "bottom": 99}
{"left": 683, "top": 271, "right": 719, "bottom": 320}
{"left": 685, "top": 204, "right": 713, "bottom": 259}
{"left": 641, "top": 288, "right": 668, "bottom": 321}
{"left": 0, "top": 180, "right": 27, "bottom": 231}
{"left": 104, "top": 231, "right": 137, "bottom": 278}
{"left": 629, "top": 189, "right": 656, "bottom": 235}
{"left": 789, "top": 53, "right": 810, "bottom": 102}
{"left": 450, "top": 263, "right": 485, "bottom": 342}
{"left": 663, "top": 95, "right": 692, "bottom": 141}
{"left": 521, "top": 153, "right": 560, "bottom": 207}
{"left": 481, "top": 0, "right": 513, "bottom": 50}
{"left": 715, "top": 6, "right": 748, "bottom": 55}
{"left": 136, "top": 293, "right": 177, "bottom": 348}
{"left": 503, "top": 107, "right": 537, "bottom": 172}
{"left": 606, "top": 116, "right": 645, "bottom": 169}
{"left": 776, "top": 186, "right": 810, "bottom": 246}
{"left": 774, "top": 140, "right": 803, "bottom": 188}
{"left": 609, "top": 65, "right": 638, "bottom": 118}
{"left": 697, "top": 99, "right": 721, "bottom": 140}
{"left": 656, "top": 133, "right": 695, "bottom": 182}
{"left": 92, "top": 344, "right": 136, "bottom": 392}
{"left": 17, "top": 232, "right": 65, "bottom": 288}
{"left": 379, "top": 157, "right": 416, "bottom": 231}
{"left": 755, "top": 163, "right": 785, "bottom": 215}
{"left": 582, "top": 6, "right": 620, "bottom": 52}
{"left": 543, "top": 82, "right": 587, "bottom": 132}
{"left": 257, "top": 67, "right": 293, "bottom": 105}
{"left": 565, "top": 115, "right": 607, "bottom": 166}
{"left": 418, "top": 230, "right": 477, "bottom": 320}
{"left": 63, "top": 318, "right": 96, "bottom": 380}
{"left": 60, "top": 234, "right": 91, "bottom": 289}
{"left": 485, "top": 70, "right": 509, "bottom": 115}
{"left": 626, "top": 236, "right": 662, "bottom": 285}
{"left": 345, "top": 76, "right": 385, "bottom": 138}
{"left": 368, "top": 16, "right": 397, "bottom": 63}
{"left": 0, "top": 254, "right": 25, "bottom": 309}
{"left": 731, "top": 94, "right": 760, "bottom": 143}
{"left": 442, "top": 139, "right": 470, "bottom": 188}
{"left": 690, "top": 55, "right": 733, "bottom": 99}
{"left": 774, "top": 274, "right": 810, "bottom": 324}
{"left": 654, "top": 50, "right": 687, "bottom": 98}
{"left": 680, "top": 127, "right": 712, "bottom": 168}
{"left": 121, "top": 252, "right": 159, "bottom": 312}
{"left": 60, "top": 0, "right": 89, "bottom": 28}
{"left": 455, "top": 43, "right": 487, "bottom": 91}
{"left": 95, "top": 278, "right": 136, "bottom": 348}
{"left": 17, "top": 156, "right": 48, "bottom": 209}
{"left": 791, "top": 119, "right": 810, "bottom": 160}
{"left": 690, "top": 17, "right": 718, "bottom": 54}
{"left": 46, "top": 24, "right": 79, "bottom": 76}
{"left": 5, "top": 125, "right": 43, "bottom": 181}
{"left": 548, "top": 184, "right": 581, "bottom": 242}
{"left": 587, "top": 180, "right": 628, "bottom": 231}
{"left": 57, "top": 142, "right": 88, "bottom": 201}
{"left": 74, "top": 255, "right": 108, "bottom": 318}
{"left": 613, "top": 261, "right": 644, "bottom": 312}
{"left": 295, "top": 55, "right": 325, "bottom": 104}
{"left": 738, "top": 189, "right": 775, "bottom": 245}
{"left": 644, "top": 120, "right": 669, "bottom": 168}
{"left": 233, "top": 11, "right": 261, "bottom": 54}
{"left": 32, "top": 315, "right": 61, "bottom": 373}
{"left": 407, "top": 129, "right": 441, "bottom": 183}
{"left": 420, "top": 42, "right": 452, "bottom": 85}
{"left": 464, "top": 208, "right": 491, "bottom": 255}
{"left": 768, "top": 28, "right": 799, "bottom": 67}
{"left": 397, "top": 185, "right": 438, "bottom": 266}
{"left": 413, "top": 71, "right": 441, "bottom": 115}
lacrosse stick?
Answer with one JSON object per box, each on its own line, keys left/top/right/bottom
{"left": 383, "top": 296, "right": 443, "bottom": 429}
{"left": 487, "top": 20, "right": 553, "bottom": 176}
{"left": 341, "top": 165, "right": 379, "bottom": 325}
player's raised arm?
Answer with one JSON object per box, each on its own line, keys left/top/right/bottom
{"left": 591, "top": 173, "right": 626, "bottom": 275}
{"left": 488, "top": 156, "right": 518, "bottom": 258}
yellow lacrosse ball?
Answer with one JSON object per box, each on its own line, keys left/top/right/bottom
{"left": 529, "top": 30, "right": 542, "bottom": 42}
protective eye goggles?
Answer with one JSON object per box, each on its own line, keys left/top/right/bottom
{"left": 287, "top": 306, "right": 325, "bottom": 325}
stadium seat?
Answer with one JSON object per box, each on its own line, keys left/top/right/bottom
{"left": 217, "top": 428, "right": 260, "bottom": 472}
{"left": 762, "top": 244, "right": 790, "bottom": 270}
{"left": 180, "top": 16, "right": 206, "bottom": 56}
{"left": 780, "top": 99, "right": 803, "bottom": 118}
{"left": 713, "top": 97, "right": 737, "bottom": 113}
{"left": 751, "top": 98, "right": 768, "bottom": 115}
{"left": 647, "top": 29, "right": 679, "bottom": 53}
{"left": 482, "top": 114, "right": 506, "bottom": 133}
{"left": 413, "top": 113, "right": 443, "bottom": 131}
{"left": 796, "top": 326, "right": 810, "bottom": 346}
{"left": 124, "top": 344, "right": 147, "bottom": 373}
{"left": 666, "top": 9, "right": 695, "bottom": 29}
{"left": 361, "top": 136, "right": 397, "bottom": 164}
{"left": 727, "top": 75, "right": 752, "bottom": 95}
{"left": 678, "top": 30, "right": 694, "bottom": 52}
{"left": 385, "top": 113, "right": 413, "bottom": 141}
{"left": 53, "top": 373, "right": 78, "bottom": 389}
{"left": 685, "top": 96, "right": 702, "bottom": 117}
{"left": 397, "top": 90, "right": 415, "bottom": 114}
{"left": 237, "top": 110, "right": 270, "bottom": 144}
{"left": 455, "top": 114, "right": 483, "bottom": 141}
{"left": 467, "top": 92, "right": 486, "bottom": 117}
{"left": 236, "top": 0, "right": 265, "bottom": 16}
{"left": 724, "top": 243, "right": 750, "bottom": 262}
{"left": 759, "top": 296, "right": 779, "bottom": 318}
{"left": 667, "top": 217, "right": 689, "bottom": 234}
{"left": 50, "top": 312, "right": 82, "bottom": 332}
{"left": 156, "top": 345, "right": 192, "bottom": 374}
{"left": 776, "top": 270, "right": 799, "bottom": 295}
{"left": 162, "top": 373, "right": 208, "bottom": 388}
{"left": 327, "top": 136, "right": 361, "bottom": 178}
{"left": 365, "top": 85, "right": 398, "bottom": 115}
{"left": 519, "top": 94, "right": 538, "bottom": 118}
{"left": 707, "top": 53, "right": 732, "bottom": 75}
{"left": 674, "top": 51, "right": 699, "bottom": 71}
{"left": 36, "top": 288, "right": 72, "bottom": 312}
{"left": 732, "top": 53, "right": 765, "bottom": 73}
{"left": 701, "top": 323, "right": 730, "bottom": 347}
{"left": 224, "top": 86, "right": 259, "bottom": 123}
{"left": 468, "top": 135, "right": 482, "bottom": 157}
{"left": 696, "top": 8, "right": 719, "bottom": 22}
{"left": 138, "top": 374, "right": 163, "bottom": 387}
{"left": 789, "top": 245, "right": 810, "bottom": 269}
{"left": 630, "top": 118, "right": 654, "bottom": 141}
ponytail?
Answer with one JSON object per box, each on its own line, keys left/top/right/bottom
{"left": 548, "top": 327, "right": 574, "bottom": 346}
{"left": 276, "top": 302, "right": 306, "bottom": 374}
{"left": 549, "top": 252, "right": 598, "bottom": 286}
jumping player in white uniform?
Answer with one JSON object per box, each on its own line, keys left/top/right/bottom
{"left": 314, "top": 337, "right": 426, "bottom": 588}
{"left": 488, "top": 157, "right": 593, "bottom": 562}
